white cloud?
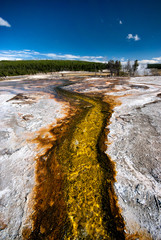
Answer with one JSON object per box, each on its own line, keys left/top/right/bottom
{"left": 139, "top": 59, "right": 159, "bottom": 64}
{"left": 0, "top": 50, "right": 107, "bottom": 62}
{"left": 120, "top": 57, "right": 125, "bottom": 62}
{"left": 134, "top": 34, "right": 140, "bottom": 41}
{"left": 119, "top": 20, "right": 122, "bottom": 24}
{"left": 127, "top": 33, "right": 140, "bottom": 41}
{"left": 44, "top": 53, "right": 105, "bottom": 61}
{"left": 121, "top": 58, "right": 161, "bottom": 66}
{"left": 2, "top": 50, "right": 161, "bottom": 67}
{"left": 152, "top": 57, "right": 161, "bottom": 61}
{"left": 0, "top": 50, "right": 40, "bottom": 60}
{"left": 62, "top": 54, "right": 80, "bottom": 59}
{"left": 127, "top": 34, "right": 133, "bottom": 39}
{"left": 0, "top": 17, "right": 11, "bottom": 27}
{"left": 45, "top": 54, "right": 107, "bottom": 62}
{"left": 0, "top": 57, "right": 22, "bottom": 60}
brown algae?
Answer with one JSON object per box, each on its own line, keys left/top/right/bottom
{"left": 25, "top": 87, "right": 125, "bottom": 239}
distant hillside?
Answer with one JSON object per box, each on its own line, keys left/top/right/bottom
{"left": 147, "top": 64, "right": 161, "bottom": 69}
{"left": 0, "top": 60, "right": 108, "bottom": 77}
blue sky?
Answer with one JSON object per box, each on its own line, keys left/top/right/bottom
{"left": 1, "top": 0, "right": 161, "bottom": 63}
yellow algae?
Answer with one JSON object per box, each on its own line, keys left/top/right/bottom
{"left": 56, "top": 89, "right": 125, "bottom": 239}
{"left": 24, "top": 87, "right": 125, "bottom": 239}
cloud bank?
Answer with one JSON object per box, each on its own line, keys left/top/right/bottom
{"left": 0, "top": 50, "right": 161, "bottom": 67}
{"left": 0, "top": 50, "right": 107, "bottom": 62}
{"left": 0, "top": 17, "right": 11, "bottom": 27}
{"left": 127, "top": 34, "right": 140, "bottom": 41}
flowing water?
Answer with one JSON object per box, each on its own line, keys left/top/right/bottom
{"left": 24, "top": 86, "right": 125, "bottom": 240}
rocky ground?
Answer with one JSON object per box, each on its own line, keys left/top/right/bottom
{"left": 65, "top": 76, "right": 161, "bottom": 240}
{"left": 0, "top": 76, "right": 69, "bottom": 239}
{"left": 0, "top": 74, "right": 161, "bottom": 239}
{"left": 106, "top": 77, "right": 161, "bottom": 240}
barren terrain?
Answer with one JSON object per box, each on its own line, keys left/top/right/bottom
{"left": 0, "top": 74, "right": 160, "bottom": 239}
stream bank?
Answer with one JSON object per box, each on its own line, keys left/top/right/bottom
{"left": 24, "top": 87, "right": 125, "bottom": 239}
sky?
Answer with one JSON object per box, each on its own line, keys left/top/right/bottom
{"left": 1, "top": 0, "right": 161, "bottom": 63}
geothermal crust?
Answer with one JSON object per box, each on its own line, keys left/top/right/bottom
{"left": 0, "top": 76, "right": 69, "bottom": 239}
{"left": 0, "top": 74, "right": 161, "bottom": 239}
{"left": 106, "top": 77, "right": 161, "bottom": 240}
{"left": 65, "top": 76, "right": 161, "bottom": 240}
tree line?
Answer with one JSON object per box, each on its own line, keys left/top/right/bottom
{"left": 0, "top": 60, "right": 107, "bottom": 77}
{"left": 147, "top": 64, "right": 161, "bottom": 69}
{"left": 0, "top": 59, "right": 139, "bottom": 77}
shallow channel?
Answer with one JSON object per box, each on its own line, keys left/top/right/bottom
{"left": 25, "top": 86, "right": 125, "bottom": 240}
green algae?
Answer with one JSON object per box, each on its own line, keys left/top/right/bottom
{"left": 26, "top": 87, "right": 125, "bottom": 240}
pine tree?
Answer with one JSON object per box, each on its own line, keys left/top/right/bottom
{"left": 133, "top": 60, "right": 139, "bottom": 75}
{"left": 108, "top": 60, "right": 115, "bottom": 76}
{"left": 115, "top": 60, "right": 122, "bottom": 76}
